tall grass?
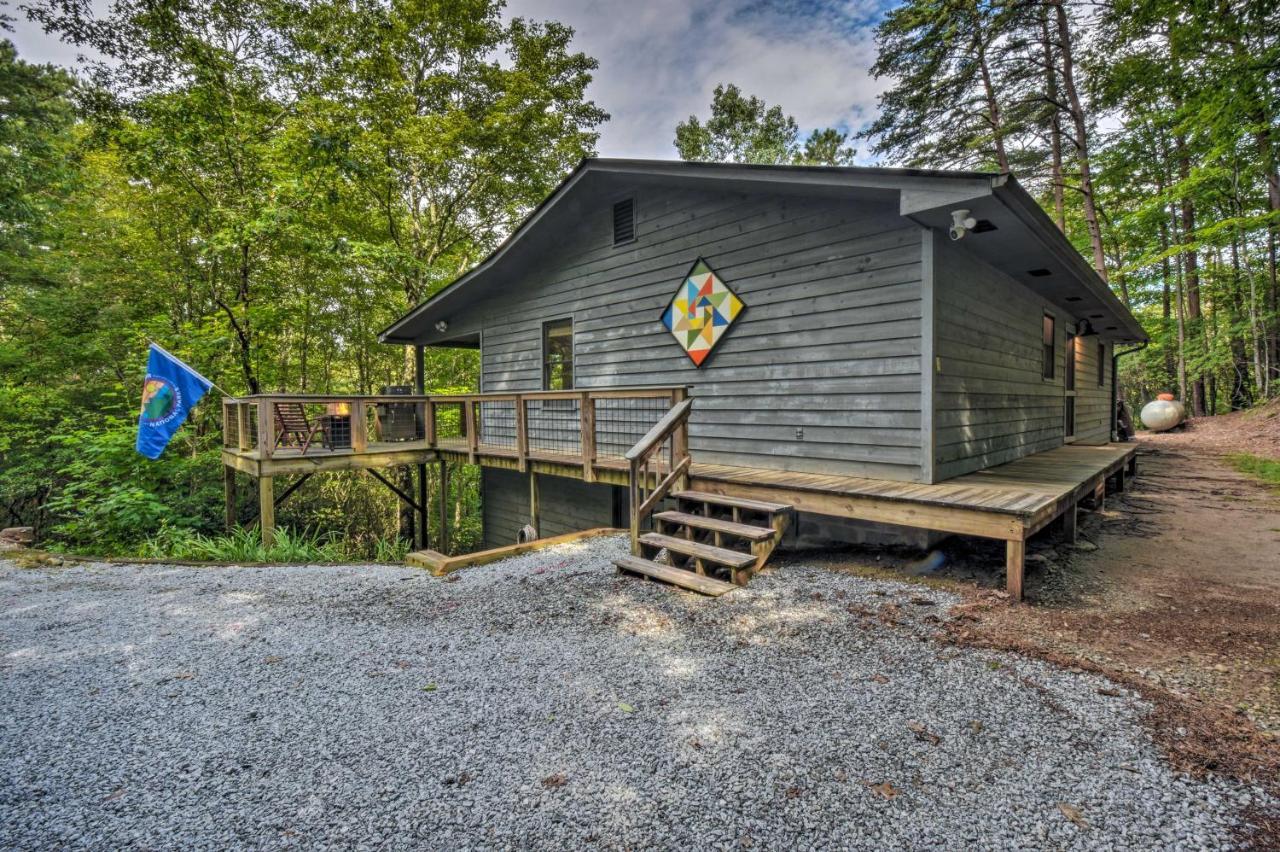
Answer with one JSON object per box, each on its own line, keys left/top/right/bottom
{"left": 142, "top": 525, "right": 346, "bottom": 563}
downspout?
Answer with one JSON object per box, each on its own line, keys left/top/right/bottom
{"left": 1111, "top": 341, "right": 1149, "bottom": 440}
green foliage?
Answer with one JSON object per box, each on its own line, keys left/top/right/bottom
{"left": 40, "top": 416, "right": 223, "bottom": 551}
{"left": 674, "top": 84, "right": 854, "bottom": 166}
{"left": 0, "top": 3, "right": 602, "bottom": 557}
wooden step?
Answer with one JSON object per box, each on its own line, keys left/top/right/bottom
{"left": 672, "top": 490, "right": 793, "bottom": 514}
{"left": 639, "top": 532, "right": 756, "bottom": 569}
{"left": 614, "top": 555, "right": 739, "bottom": 596}
{"left": 652, "top": 511, "right": 776, "bottom": 542}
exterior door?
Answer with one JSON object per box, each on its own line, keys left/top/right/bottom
{"left": 1063, "top": 330, "right": 1077, "bottom": 441}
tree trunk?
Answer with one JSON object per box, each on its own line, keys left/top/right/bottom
{"left": 1039, "top": 6, "right": 1065, "bottom": 231}
{"left": 1051, "top": 0, "right": 1107, "bottom": 279}
{"left": 974, "top": 19, "right": 1010, "bottom": 173}
{"left": 1173, "top": 132, "right": 1205, "bottom": 415}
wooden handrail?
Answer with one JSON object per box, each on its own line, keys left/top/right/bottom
{"left": 625, "top": 399, "right": 694, "bottom": 461}
{"left": 625, "top": 398, "right": 694, "bottom": 555}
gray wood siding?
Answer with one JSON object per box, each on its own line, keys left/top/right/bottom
{"left": 932, "top": 238, "right": 1069, "bottom": 480}
{"left": 482, "top": 468, "right": 619, "bottom": 549}
{"left": 1074, "top": 339, "right": 1111, "bottom": 444}
{"left": 459, "top": 186, "right": 926, "bottom": 481}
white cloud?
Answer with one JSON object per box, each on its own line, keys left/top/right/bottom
{"left": 505, "top": 0, "right": 890, "bottom": 160}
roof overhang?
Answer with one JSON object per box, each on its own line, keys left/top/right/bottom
{"left": 379, "top": 158, "right": 1147, "bottom": 346}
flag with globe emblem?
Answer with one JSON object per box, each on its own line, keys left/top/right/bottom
{"left": 136, "top": 343, "right": 214, "bottom": 459}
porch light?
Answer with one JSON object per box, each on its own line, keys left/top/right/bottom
{"left": 435, "top": 320, "right": 449, "bottom": 333}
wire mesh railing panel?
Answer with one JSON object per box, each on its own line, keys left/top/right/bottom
{"left": 594, "top": 396, "right": 672, "bottom": 460}
{"left": 433, "top": 403, "right": 465, "bottom": 442}
{"left": 526, "top": 398, "right": 581, "bottom": 456}
{"left": 478, "top": 399, "right": 517, "bottom": 450}
{"left": 223, "top": 404, "right": 240, "bottom": 448}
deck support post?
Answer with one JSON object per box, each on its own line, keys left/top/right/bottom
{"left": 438, "top": 459, "right": 449, "bottom": 554}
{"left": 1092, "top": 480, "right": 1105, "bottom": 511}
{"left": 529, "top": 471, "right": 540, "bottom": 536}
{"left": 259, "top": 476, "right": 275, "bottom": 548}
{"left": 1127, "top": 453, "right": 1138, "bottom": 477}
{"left": 1114, "top": 468, "right": 1126, "bottom": 493}
{"left": 416, "top": 464, "right": 429, "bottom": 550}
{"left": 1005, "top": 538, "right": 1025, "bottom": 601}
{"left": 223, "top": 465, "right": 237, "bottom": 532}
{"left": 1061, "top": 502, "right": 1077, "bottom": 543}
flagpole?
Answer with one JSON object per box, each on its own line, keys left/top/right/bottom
{"left": 146, "top": 340, "right": 237, "bottom": 398}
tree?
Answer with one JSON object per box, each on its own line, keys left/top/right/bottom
{"left": 675, "top": 84, "right": 800, "bottom": 164}
{"left": 674, "top": 84, "right": 853, "bottom": 166}
{"left": 800, "top": 128, "right": 857, "bottom": 167}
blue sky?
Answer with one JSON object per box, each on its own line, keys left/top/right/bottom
{"left": 7, "top": 0, "right": 894, "bottom": 161}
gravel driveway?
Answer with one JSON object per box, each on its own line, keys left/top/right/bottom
{"left": 0, "top": 537, "right": 1262, "bottom": 849}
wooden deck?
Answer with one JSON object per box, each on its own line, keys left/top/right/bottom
{"left": 690, "top": 443, "right": 1139, "bottom": 599}
{"left": 220, "top": 389, "right": 1137, "bottom": 600}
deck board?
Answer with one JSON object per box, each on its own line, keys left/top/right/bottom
{"left": 689, "top": 443, "right": 1136, "bottom": 520}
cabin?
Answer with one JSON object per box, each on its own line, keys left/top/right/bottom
{"left": 220, "top": 159, "right": 1146, "bottom": 600}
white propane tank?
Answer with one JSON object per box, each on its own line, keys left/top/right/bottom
{"left": 1140, "top": 398, "right": 1183, "bottom": 432}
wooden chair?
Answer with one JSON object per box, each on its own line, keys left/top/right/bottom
{"left": 274, "top": 402, "right": 327, "bottom": 454}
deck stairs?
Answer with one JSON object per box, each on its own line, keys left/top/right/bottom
{"left": 613, "top": 490, "right": 792, "bottom": 596}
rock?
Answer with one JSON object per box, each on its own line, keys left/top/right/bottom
{"left": 0, "top": 526, "right": 35, "bottom": 547}
{"left": 1072, "top": 540, "right": 1099, "bottom": 552}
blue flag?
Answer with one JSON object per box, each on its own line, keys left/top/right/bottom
{"left": 136, "top": 343, "right": 214, "bottom": 460}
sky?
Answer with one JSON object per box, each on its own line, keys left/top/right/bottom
{"left": 6, "top": 0, "right": 894, "bottom": 161}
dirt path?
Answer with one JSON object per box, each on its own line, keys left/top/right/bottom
{"left": 811, "top": 427, "right": 1280, "bottom": 842}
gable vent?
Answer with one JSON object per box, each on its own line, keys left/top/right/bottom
{"left": 612, "top": 198, "right": 635, "bottom": 245}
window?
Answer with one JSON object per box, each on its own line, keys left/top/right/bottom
{"left": 1042, "top": 313, "right": 1055, "bottom": 379}
{"left": 612, "top": 197, "right": 635, "bottom": 245}
{"left": 1097, "top": 342, "right": 1106, "bottom": 386}
{"left": 542, "top": 318, "right": 574, "bottom": 390}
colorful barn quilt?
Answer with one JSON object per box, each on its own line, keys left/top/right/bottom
{"left": 660, "top": 259, "right": 744, "bottom": 366}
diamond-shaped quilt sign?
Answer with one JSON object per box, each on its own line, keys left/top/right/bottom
{"left": 660, "top": 258, "right": 744, "bottom": 367}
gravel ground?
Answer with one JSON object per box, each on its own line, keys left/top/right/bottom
{"left": 0, "top": 536, "right": 1265, "bottom": 850}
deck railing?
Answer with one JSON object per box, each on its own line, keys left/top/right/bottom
{"left": 221, "top": 387, "right": 690, "bottom": 477}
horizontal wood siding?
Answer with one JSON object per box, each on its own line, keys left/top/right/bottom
{"left": 1074, "top": 339, "right": 1111, "bottom": 444}
{"left": 464, "top": 186, "right": 926, "bottom": 481}
{"left": 482, "top": 468, "right": 618, "bottom": 549}
{"left": 932, "top": 238, "right": 1068, "bottom": 480}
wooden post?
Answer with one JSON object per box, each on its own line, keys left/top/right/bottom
{"left": 1061, "top": 502, "right": 1077, "bottom": 543}
{"left": 425, "top": 401, "right": 437, "bottom": 446}
{"left": 438, "top": 459, "right": 450, "bottom": 554}
{"left": 1114, "top": 468, "right": 1126, "bottom": 493}
{"left": 1092, "top": 479, "right": 1105, "bottom": 511}
{"left": 223, "top": 465, "right": 236, "bottom": 532}
{"left": 257, "top": 399, "right": 276, "bottom": 459}
{"left": 628, "top": 460, "right": 640, "bottom": 555}
{"left": 516, "top": 395, "right": 529, "bottom": 473}
{"left": 580, "top": 392, "right": 596, "bottom": 483}
{"left": 414, "top": 465, "right": 430, "bottom": 550}
{"left": 1127, "top": 453, "right": 1138, "bottom": 477}
{"left": 350, "top": 399, "right": 368, "bottom": 453}
{"left": 259, "top": 476, "right": 275, "bottom": 548}
{"left": 1005, "top": 538, "right": 1025, "bottom": 601}
{"left": 465, "top": 401, "right": 478, "bottom": 463}
{"left": 529, "top": 470, "right": 540, "bottom": 535}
